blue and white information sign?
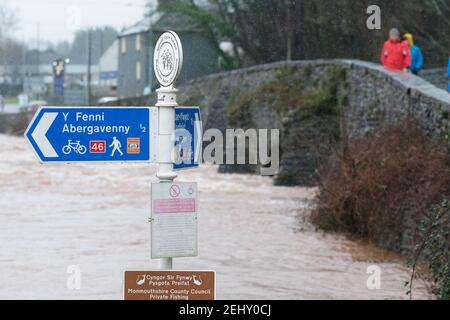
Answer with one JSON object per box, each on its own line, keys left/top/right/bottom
{"left": 25, "top": 107, "right": 154, "bottom": 163}
{"left": 174, "top": 107, "right": 202, "bottom": 170}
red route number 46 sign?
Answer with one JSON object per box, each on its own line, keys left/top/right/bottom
{"left": 89, "top": 141, "right": 106, "bottom": 154}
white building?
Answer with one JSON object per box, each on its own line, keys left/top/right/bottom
{"left": 98, "top": 40, "right": 118, "bottom": 87}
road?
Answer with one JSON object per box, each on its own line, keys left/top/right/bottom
{"left": 0, "top": 135, "right": 431, "bottom": 299}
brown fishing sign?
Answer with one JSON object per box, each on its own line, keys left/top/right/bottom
{"left": 124, "top": 270, "right": 215, "bottom": 300}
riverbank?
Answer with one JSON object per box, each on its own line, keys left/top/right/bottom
{"left": 313, "top": 122, "right": 450, "bottom": 299}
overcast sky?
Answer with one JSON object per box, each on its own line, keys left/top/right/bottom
{"left": 2, "top": 0, "right": 150, "bottom": 45}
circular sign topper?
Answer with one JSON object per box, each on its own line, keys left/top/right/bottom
{"left": 154, "top": 31, "right": 183, "bottom": 87}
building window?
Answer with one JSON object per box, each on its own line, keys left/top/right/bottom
{"left": 135, "top": 34, "right": 141, "bottom": 51}
{"left": 136, "top": 61, "right": 141, "bottom": 80}
{"left": 121, "top": 37, "right": 127, "bottom": 54}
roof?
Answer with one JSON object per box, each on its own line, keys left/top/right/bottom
{"left": 99, "top": 40, "right": 119, "bottom": 72}
{"left": 119, "top": 12, "right": 162, "bottom": 37}
{"left": 119, "top": 11, "right": 200, "bottom": 37}
{"left": 151, "top": 11, "right": 201, "bottom": 32}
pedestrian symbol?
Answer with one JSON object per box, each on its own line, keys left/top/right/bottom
{"left": 109, "top": 137, "right": 123, "bottom": 157}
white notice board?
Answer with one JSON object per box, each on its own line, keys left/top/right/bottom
{"left": 151, "top": 182, "right": 198, "bottom": 259}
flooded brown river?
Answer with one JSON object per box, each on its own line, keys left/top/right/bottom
{"left": 0, "top": 135, "right": 431, "bottom": 299}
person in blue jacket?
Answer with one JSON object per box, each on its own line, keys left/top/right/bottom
{"left": 404, "top": 33, "right": 424, "bottom": 75}
{"left": 447, "top": 57, "right": 450, "bottom": 92}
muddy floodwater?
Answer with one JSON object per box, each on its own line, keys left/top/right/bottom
{"left": 0, "top": 135, "right": 431, "bottom": 299}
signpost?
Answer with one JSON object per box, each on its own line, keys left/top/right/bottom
{"left": 144, "top": 32, "right": 207, "bottom": 301}
{"left": 152, "top": 31, "right": 186, "bottom": 271}
{"left": 25, "top": 30, "right": 209, "bottom": 300}
{"left": 52, "top": 59, "right": 67, "bottom": 99}
{"left": 25, "top": 107, "right": 158, "bottom": 163}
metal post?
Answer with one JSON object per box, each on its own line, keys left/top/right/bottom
{"left": 152, "top": 30, "right": 183, "bottom": 271}
{"left": 36, "top": 22, "right": 41, "bottom": 100}
{"left": 87, "top": 29, "right": 92, "bottom": 106}
{"left": 155, "top": 85, "right": 178, "bottom": 270}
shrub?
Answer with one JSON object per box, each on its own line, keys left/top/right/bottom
{"left": 408, "top": 199, "right": 450, "bottom": 300}
{"left": 311, "top": 122, "right": 450, "bottom": 252}
{"left": 312, "top": 121, "right": 450, "bottom": 298}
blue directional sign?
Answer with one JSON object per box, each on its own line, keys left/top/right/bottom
{"left": 25, "top": 107, "right": 152, "bottom": 163}
{"left": 174, "top": 107, "right": 202, "bottom": 170}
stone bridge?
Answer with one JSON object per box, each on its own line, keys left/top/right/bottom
{"left": 2, "top": 60, "right": 449, "bottom": 185}
{"left": 173, "top": 60, "right": 450, "bottom": 184}
{"left": 179, "top": 60, "right": 450, "bottom": 139}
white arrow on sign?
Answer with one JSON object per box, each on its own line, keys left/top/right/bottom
{"left": 31, "top": 112, "right": 59, "bottom": 158}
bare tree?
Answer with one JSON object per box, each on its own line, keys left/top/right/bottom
{"left": 0, "top": 4, "right": 19, "bottom": 87}
{"left": 0, "top": 4, "right": 18, "bottom": 36}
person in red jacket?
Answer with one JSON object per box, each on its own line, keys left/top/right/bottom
{"left": 381, "top": 28, "right": 412, "bottom": 72}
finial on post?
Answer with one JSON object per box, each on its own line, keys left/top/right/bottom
{"left": 153, "top": 31, "right": 183, "bottom": 182}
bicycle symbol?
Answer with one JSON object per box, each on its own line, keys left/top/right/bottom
{"left": 62, "top": 140, "right": 87, "bottom": 155}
